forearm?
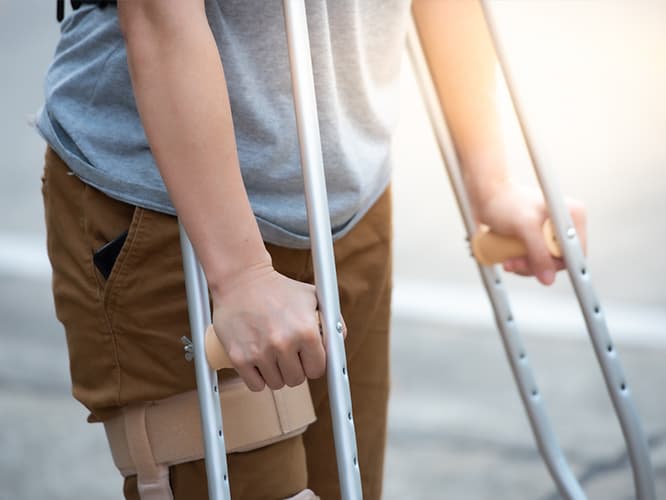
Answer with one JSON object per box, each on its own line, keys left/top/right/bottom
{"left": 412, "top": 0, "right": 510, "bottom": 215}
{"left": 118, "top": 0, "right": 270, "bottom": 299}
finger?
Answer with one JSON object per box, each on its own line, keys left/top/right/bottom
{"left": 299, "top": 332, "right": 326, "bottom": 379}
{"left": 504, "top": 255, "right": 563, "bottom": 277}
{"left": 256, "top": 359, "right": 285, "bottom": 391}
{"left": 521, "top": 221, "right": 557, "bottom": 285}
{"left": 503, "top": 259, "right": 515, "bottom": 272}
{"left": 553, "top": 257, "right": 566, "bottom": 272}
{"left": 235, "top": 365, "right": 266, "bottom": 392}
{"left": 277, "top": 352, "right": 306, "bottom": 387}
{"left": 503, "top": 255, "right": 564, "bottom": 276}
{"left": 504, "top": 256, "right": 530, "bottom": 274}
{"left": 510, "top": 267, "right": 533, "bottom": 277}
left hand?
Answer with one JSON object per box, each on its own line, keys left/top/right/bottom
{"left": 475, "top": 181, "right": 587, "bottom": 285}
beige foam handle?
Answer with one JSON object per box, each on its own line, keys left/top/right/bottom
{"left": 205, "top": 325, "right": 234, "bottom": 371}
{"left": 471, "top": 219, "right": 561, "bottom": 266}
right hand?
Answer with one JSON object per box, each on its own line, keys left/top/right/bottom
{"left": 211, "top": 264, "right": 326, "bottom": 392}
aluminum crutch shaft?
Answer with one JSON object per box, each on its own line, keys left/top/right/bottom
{"left": 479, "top": 3, "right": 656, "bottom": 499}
{"left": 409, "top": 4, "right": 655, "bottom": 498}
{"left": 406, "top": 18, "right": 585, "bottom": 500}
{"left": 282, "top": 1, "right": 363, "bottom": 499}
{"left": 180, "top": 225, "right": 231, "bottom": 500}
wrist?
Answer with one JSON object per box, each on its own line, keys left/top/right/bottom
{"left": 466, "top": 171, "right": 512, "bottom": 224}
{"left": 207, "top": 249, "right": 273, "bottom": 304}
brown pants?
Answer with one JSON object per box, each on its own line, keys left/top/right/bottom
{"left": 42, "top": 147, "right": 392, "bottom": 500}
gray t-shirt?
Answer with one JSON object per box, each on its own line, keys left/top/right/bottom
{"left": 37, "top": 1, "right": 410, "bottom": 248}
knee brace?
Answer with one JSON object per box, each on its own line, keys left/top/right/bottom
{"left": 103, "top": 377, "right": 315, "bottom": 499}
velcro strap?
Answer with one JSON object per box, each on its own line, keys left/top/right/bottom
{"left": 123, "top": 403, "right": 174, "bottom": 500}
{"left": 104, "top": 378, "right": 315, "bottom": 477}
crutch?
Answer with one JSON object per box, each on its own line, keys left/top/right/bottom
{"left": 407, "top": 4, "right": 656, "bottom": 499}
{"left": 179, "top": 1, "right": 363, "bottom": 499}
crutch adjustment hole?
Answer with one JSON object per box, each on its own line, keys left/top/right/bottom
{"left": 218, "top": 430, "right": 222, "bottom": 437}
{"left": 214, "top": 385, "right": 218, "bottom": 393}
{"left": 224, "top": 475, "right": 227, "bottom": 482}
{"left": 495, "top": 277, "right": 501, "bottom": 285}
{"left": 342, "top": 366, "right": 347, "bottom": 376}
{"left": 594, "top": 306, "right": 600, "bottom": 314}
{"left": 507, "top": 314, "right": 514, "bottom": 323}
{"left": 620, "top": 383, "right": 627, "bottom": 391}
{"left": 531, "top": 389, "right": 538, "bottom": 397}
{"left": 348, "top": 411, "right": 352, "bottom": 421}
{"left": 519, "top": 352, "right": 526, "bottom": 360}
{"left": 607, "top": 344, "right": 613, "bottom": 353}
{"left": 353, "top": 456, "right": 357, "bottom": 466}
{"left": 581, "top": 267, "right": 587, "bottom": 276}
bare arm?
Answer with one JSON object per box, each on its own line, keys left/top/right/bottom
{"left": 412, "top": 0, "right": 585, "bottom": 284}
{"left": 118, "top": 0, "right": 268, "bottom": 294}
{"left": 413, "top": 0, "right": 508, "bottom": 207}
{"left": 118, "top": 0, "right": 325, "bottom": 390}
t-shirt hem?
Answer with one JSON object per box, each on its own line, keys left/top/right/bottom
{"left": 36, "top": 107, "right": 392, "bottom": 250}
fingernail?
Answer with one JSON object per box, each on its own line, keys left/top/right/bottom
{"left": 540, "top": 270, "right": 555, "bottom": 285}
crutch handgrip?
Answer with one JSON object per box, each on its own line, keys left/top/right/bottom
{"left": 205, "top": 325, "right": 234, "bottom": 371}
{"left": 472, "top": 219, "right": 561, "bottom": 265}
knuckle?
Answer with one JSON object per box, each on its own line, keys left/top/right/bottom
{"left": 302, "top": 331, "right": 321, "bottom": 350}
{"left": 228, "top": 348, "right": 247, "bottom": 368}
{"left": 270, "top": 335, "right": 291, "bottom": 355}
{"left": 246, "top": 344, "right": 264, "bottom": 364}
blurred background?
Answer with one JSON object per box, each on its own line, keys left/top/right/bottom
{"left": 1, "top": 1, "right": 664, "bottom": 499}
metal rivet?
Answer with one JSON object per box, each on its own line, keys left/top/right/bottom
{"left": 567, "top": 227, "right": 576, "bottom": 239}
{"left": 336, "top": 321, "right": 343, "bottom": 334}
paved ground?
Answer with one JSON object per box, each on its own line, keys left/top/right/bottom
{"left": 2, "top": 277, "right": 665, "bottom": 500}
{"left": 1, "top": 2, "right": 664, "bottom": 499}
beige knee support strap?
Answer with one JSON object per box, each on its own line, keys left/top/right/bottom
{"left": 122, "top": 402, "right": 174, "bottom": 500}
{"left": 104, "top": 378, "right": 315, "bottom": 496}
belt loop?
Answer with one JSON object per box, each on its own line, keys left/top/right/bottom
{"left": 123, "top": 402, "right": 174, "bottom": 500}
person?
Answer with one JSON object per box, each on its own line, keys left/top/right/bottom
{"left": 38, "top": 1, "right": 585, "bottom": 499}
